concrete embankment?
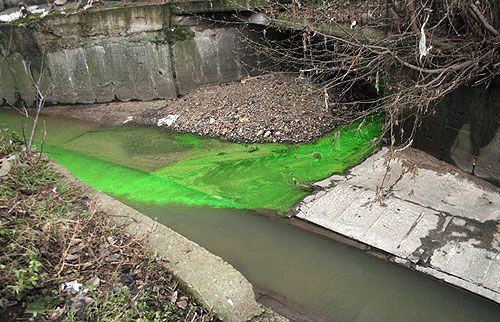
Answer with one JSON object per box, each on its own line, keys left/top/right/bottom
{"left": 94, "top": 192, "right": 289, "bottom": 322}
{"left": 296, "top": 147, "right": 500, "bottom": 304}
{"left": 0, "top": 2, "right": 264, "bottom": 105}
{"left": 53, "top": 163, "right": 287, "bottom": 322}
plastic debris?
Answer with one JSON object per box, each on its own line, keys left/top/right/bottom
{"left": 62, "top": 280, "right": 83, "bottom": 292}
{"left": 157, "top": 115, "right": 180, "bottom": 127}
{"left": 122, "top": 116, "right": 134, "bottom": 124}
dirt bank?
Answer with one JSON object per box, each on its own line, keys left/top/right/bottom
{"left": 41, "top": 73, "right": 350, "bottom": 143}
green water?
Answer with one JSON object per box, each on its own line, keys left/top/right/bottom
{"left": 2, "top": 108, "right": 500, "bottom": 321}
{"left": 1, "top": 108, "right": 381, "bottom": 214}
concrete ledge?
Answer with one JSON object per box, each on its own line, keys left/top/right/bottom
{"left": 93, "top": 192, "right": 274, "bottom": 322}
{"left": 296, "top": 147, "right": 500, "bottom": 304}
{"left": 52, "top": 161, "right": 286, "bottom": 321}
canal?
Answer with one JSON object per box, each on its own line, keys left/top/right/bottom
{"left": 1, "top": 108, "right": 500, "bottom": 321}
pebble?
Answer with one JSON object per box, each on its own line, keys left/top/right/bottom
{"left": 65, "top": 254, "right": 79, "bottom": 262}
{"left": 0, "top": 158, "right": 12, "bottom": 177}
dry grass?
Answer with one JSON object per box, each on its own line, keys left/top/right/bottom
{"left": 0, "top": 133, "right": 219, "bottom": 321}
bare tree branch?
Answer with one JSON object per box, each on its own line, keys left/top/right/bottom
{"left": 469, "top": 3, "right": 500, "bottom": 38}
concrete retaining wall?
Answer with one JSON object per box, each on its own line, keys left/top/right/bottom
{"left": 0, "top": 3, "right": 261, "bottom": 105}
{"left": 409, "top": 80, "right": 500, "bottom": 185}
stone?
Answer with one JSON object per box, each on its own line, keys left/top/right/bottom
{"left": 0, "top": 158, "right": 11, "bottom": 177}
{"left": 65, "top": 254, "right": 79, "bottom": 262}
{"left": 54, "top": 0, "right": 67, "bottom": 6}
{"left": 263, "top": 130, "right": 271, "bottom": 138}
{"left": 86, "top": 276, "right": 100, "bottom": 289}
{"left": 3, "top": 0, "right": 20, "bottom": 9}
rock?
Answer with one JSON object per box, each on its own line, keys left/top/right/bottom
{"left": 54, "top": 0, "right": 67, "bottom": 5}
{"left": 0, "top": 158, "right": 11, "bottom": 177}
{"left": 106, "top": 253, "right": 121, "bottom": 262}
{"left": 176, "top": 296, "right": 189, "bottom": 310}
{"left": 65, "top": 254, "right": 79, "bottom": 262}
{"left": 20, "top": 188, "right": 33, "bottom": 196}
{"left": 168, "top": 290, "right": 178, "bottom": 303}
{"left": 209, "top": 117, "right": 216, "bottom": 124}
{"left": 263, "top": 130, "right": 271, "bottom": 138}
{"left": 68, "top": 241, "right": 86, "bottom": 254}
{"left": 121, "top": 273, "right": 137, "bottom": 285}
{"left": 86, "top": 276, "right": 100, "bottom": 289}
{"left": 256, "top": 129, "right": 264, "bottom": 136}
{"left": 3, "top": 0, "right": 20, "bottom": 9}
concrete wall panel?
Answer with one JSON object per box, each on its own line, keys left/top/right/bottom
{"left": 84, "top": 45, "right": 115, "bottom": 103}
{"left": 0, "top": 5, "right": 252, "bottom": 104}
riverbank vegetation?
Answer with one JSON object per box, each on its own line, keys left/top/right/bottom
{"left": 0, "top": 130, "right": 219, "bottom": 321}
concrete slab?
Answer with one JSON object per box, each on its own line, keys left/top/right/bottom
{"left": 296, "top": 147, "right": 500, "bottom": 304}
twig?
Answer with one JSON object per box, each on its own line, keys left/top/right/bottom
{"left": 392, "top": 54, "right": 475, "bottom": 74}
{"left": 469, "top": 3, "right": 500, "bottom": 38}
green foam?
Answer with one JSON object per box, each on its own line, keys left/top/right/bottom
{"left": 45, "top": 116, "right": 382, "bottom": 214}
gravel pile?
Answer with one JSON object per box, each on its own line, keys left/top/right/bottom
{"left": 155, "top": 73, "right": 338, "bottom": 143}
{"left": 42, "top": 73, "right": 345, "bottom": 143}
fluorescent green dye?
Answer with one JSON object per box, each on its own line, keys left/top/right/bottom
{"left": 153, "top": 116, "right": 382, "bottom": 213}
{"left": 1, "top": 108, "right": 382, "bottom": 214}
{"left": 45, "top": 145, "right": 243, "bottom": 208}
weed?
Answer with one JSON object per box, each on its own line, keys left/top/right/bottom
{"left": 7, "top": 250, "right": 44, "bottom": 301}
{"left": 0, "top": 123, "right": 220, "bottom": 322}
{"left": 0, "top": 127, "right": 22, "bottom": 157}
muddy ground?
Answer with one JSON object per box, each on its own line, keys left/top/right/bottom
{"left": 41, "top": 73, "right": 359, "bottom": 143}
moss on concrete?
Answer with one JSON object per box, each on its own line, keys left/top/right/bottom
{"left": 162, "top": 27, "right": 195, "bottom": 44}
